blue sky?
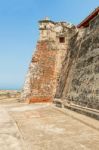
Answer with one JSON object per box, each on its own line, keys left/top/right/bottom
{"left": 0, "top": 0, "right": 98, "bottom": 90}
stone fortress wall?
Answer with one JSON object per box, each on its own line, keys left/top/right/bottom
{"left": 22, "top": 8, "right": 99, "bottom": 110}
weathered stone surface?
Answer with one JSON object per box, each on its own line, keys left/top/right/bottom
{"left": 3, "top": 103, "right": 99, "bottom": 150}
{"left": 22, "top": 20, "right": 73, "bottom": 103}
{"left": 22, "top": 40, "right": 58, "bottom": 103}
{"left": 0, "top": 106, "right": 25, "bottom": 150}
{"left": 22, "top": 10, "right": 99, "bottom": 110}
{"left": 55, "top": 14, "right": 99, "bottom": 110}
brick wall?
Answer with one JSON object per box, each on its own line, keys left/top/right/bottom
{"left": 23, "top": 40, "right": 58, "bottom": 103}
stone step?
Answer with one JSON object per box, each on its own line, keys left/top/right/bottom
{"left": 53, "top": 99, "right": 99, "bottom": 120}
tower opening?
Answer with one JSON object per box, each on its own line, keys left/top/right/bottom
{"left": 59, "top": 37, "right": 65, "bottom": 43}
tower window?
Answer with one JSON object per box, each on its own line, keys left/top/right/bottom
{"left": 59, "top": 37, "right": 65, "bottom": 43}
{"left": 44, "top": 25, "right": 46, "bottom": 29}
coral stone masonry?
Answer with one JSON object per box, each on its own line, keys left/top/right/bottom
{"left": 22, "top": 17, "right": 73, "bottom": 103}
{"left": 22, "top": 7, "right": 99, "bottom": 110}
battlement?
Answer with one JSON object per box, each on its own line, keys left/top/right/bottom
{"left": 39, "top": 17, "right": 75, "bottom": 45}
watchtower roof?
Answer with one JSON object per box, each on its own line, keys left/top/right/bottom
{"left": 77, "top": 7, "right": 99, "bottom": 28}
{"left": 39, "top": 17, "right": 55, "bottom": 24}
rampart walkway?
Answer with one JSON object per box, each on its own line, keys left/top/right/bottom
{"left": 0, "top": 103, "right": 99, "bottom": 150}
